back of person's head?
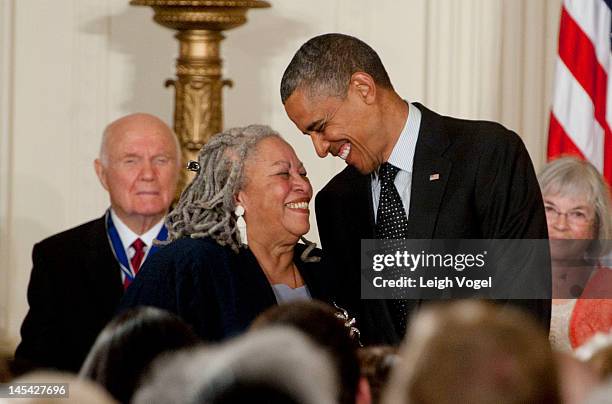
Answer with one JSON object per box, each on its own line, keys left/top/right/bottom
{"left": 281, "top": 33, "right": 393, "bottom": 103}
{"left": 0, "top": 353, "right": 11, "bottom": 382}
{"left": 79, "top": 306, "right": 199, "bottom": 403}
{"left": 0, "top": 371, "right": 117, "bottom": 404}
{"left": 132, "top": 327, "right": 338, "bottom": 404}
{"left": 383, "top": 301, "right": 560, "bottom": 404}
{"left": 358, "top": 346, "right": 399, "bottom": 404}
{"left": 576, "top": 331, "right": 612, "bottom": 380}
{"left": 554, "top": 352, "right": 599, "bottom": 404}
{"left": 251, "top": 300, "right": 364, "bottom": 404}
{"left": 538, "top": 156, "right": 612, "bottom": 243}
{"left": 587, "top": 377, "right": 612, "bottom": 404}
{"left": 589, "top": 345, "right": 612, "bottom": 379}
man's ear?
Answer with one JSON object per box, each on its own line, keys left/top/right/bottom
{"left": 349, "top": 72, "right": 377, "bottom": 104}
{"left": 94, "top": 159, "right": 109, "bottom": 191}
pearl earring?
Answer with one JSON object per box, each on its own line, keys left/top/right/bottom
{"left": 234, "top": 205, "right": 248, "bottom": 245}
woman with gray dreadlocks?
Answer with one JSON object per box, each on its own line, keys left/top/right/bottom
{"left": 118, "top": 124, "right": 334, "bottom": 342}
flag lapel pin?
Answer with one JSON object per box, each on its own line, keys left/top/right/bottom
{"left": 429, "top": 173, "right": 440, "bottom": 181}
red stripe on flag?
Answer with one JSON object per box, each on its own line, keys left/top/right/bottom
{"left": 605, "top": 128, "right": 612, "bottom": 184}
{"left": 557, "top": 7, "right": 610, "bottom": 134}
{"left": 548, "top": 113, "right": 587, "bottom": 159}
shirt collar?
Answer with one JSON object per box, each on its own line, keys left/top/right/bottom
{"left": 387, "top": 102, "right": 421, "bottom": 173}
{"left": 110, "top": 209, "right": 165, "bottom": 249}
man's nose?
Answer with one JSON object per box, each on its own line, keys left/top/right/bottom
{"left": 310, "top": 133, "right": 330, "bottom": 158}
{"left": 139, "top": 161, "right": 155, "bottom": 180}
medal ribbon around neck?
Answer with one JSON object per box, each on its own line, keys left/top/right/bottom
{"left": 104, "top": 209, "right": 168, "bottom": 282}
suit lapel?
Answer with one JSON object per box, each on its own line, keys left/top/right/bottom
{"left": 341, "top": 167, "right": 376, "bottom": 238}
{"left": 356, "top": 169, "right": 376, "bottom": 237}
{"left": 84, "top": 216, "right": 124, "bottom": 299}
{"left": 407, "top": 103, "right": 452, "bottom": 238}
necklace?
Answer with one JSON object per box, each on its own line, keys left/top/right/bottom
{"left": 262, "top": 263, "right": 299, "bottom": 289}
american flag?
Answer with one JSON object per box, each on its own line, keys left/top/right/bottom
{"left": 548, "top": 0, "right": 612, "bottom": 185}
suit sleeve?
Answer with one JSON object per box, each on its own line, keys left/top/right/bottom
{"left": 314, "top": 190, "right": 347, "bottom": 303}
{"left": 474, "top": 130, "right": 551, "bottom": 329}
{"left": 15, "top": 243, "right": 71, "bottom": 371}
{"left": 474, "top": 130, "right": 548, "bottom": 239}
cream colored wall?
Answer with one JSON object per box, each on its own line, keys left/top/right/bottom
{"left": 0, "top": 0, "right": 561, "bottom": 351}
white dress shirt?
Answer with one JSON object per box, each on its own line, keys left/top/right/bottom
{"left": 371, "top": 102, "right": 422, "bottom": 222}
{"left": 110, "top": 209, "right": 165, "bottom": 281}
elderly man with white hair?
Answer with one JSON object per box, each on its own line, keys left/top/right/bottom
{"left": 15, "top": 113, "right": 181, "bottom": 373}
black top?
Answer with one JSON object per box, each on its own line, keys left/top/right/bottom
{"left": 119, "top": 237, "right": 333, "bottom": 341}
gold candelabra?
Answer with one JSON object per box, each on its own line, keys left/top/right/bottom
{"left": 130, "top": 0, "right": 270, "bottom": 188}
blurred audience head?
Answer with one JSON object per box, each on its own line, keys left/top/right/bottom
{"left": 538, "top": 156, "right": 612, "bottom": 257}
{"left": 587, "top": 377, "right": 612, "bottom": 404}
{"left": 358, "top": 346, "right": 399, "bottom": 404}
{"left": 383, "top": 301, "right": 560, "bottom": 404}
{"left": 554, "top": 352, "right": 599, "bottom": 404}
{"left": 94, "top": 113, "right": 181, "bottom": 233}
{"left": 251, "top": 300, "right": 368, "bottom": 404}
{"left": 79, "top": 306, "right": 199, "bottom": 403}
{"left": 0, "top": 371, "right": 116, "bottom": 404}
{"left": 576, "top": 331, "right": 612, "bottom": 380}
{"left": 0, "top": 352, "right": 11, "bottom": 383}
{"left": 133, "top": 327, "right": 338, "bottom": 404}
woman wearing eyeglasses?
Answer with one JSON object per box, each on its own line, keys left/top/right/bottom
{"left": 538, "top": 157, "right": 612, "bottom": 351}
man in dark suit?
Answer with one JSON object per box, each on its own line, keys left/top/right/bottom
{"left": 14, "top": 113, "right": 181, "bottom": 372}
{"left": 281, "top": 33, "right": 550, "bottom": 345}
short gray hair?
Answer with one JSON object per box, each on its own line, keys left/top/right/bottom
{"left": 280, "top": 33, "right": 393, "bottom": 104}
{"left": 164, "top": 125, "right": 281, "bottom": 252}
{"left": 538, "top": 156, "right": 612, "bottom": 244}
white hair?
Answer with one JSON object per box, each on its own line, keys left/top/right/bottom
{"left": 538, "top": 156, "right": 612, "bottom": 244}
{"left": 133, "top": 327, "right": 339, "bottom": 404}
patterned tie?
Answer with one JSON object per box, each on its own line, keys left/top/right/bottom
{"left": 374, "top": 163, "right": 411, "bottom": 337}
{"left": 124, "top": 238, "right": 146, "bottom": 290}
{"left": 375, "top": 163, "right": 410, "bottom": 238}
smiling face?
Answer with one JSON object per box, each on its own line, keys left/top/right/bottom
{"left": 95, "top": 115, "right": 180, "bottom": 231}
{"left": 236, "top": 136, "right": 313, "bottom": 245}
{"left": 284, "top": 84, "right": 388, "bottom": 175}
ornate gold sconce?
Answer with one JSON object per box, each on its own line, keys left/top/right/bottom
{"left": 130, "top": 0, "right": 270, "bottom": 188}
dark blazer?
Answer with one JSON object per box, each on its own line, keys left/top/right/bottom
{"left": 15, "top": 216, "right": 124, "bottom": 373}
{"left": 315, "top": 103, "right": 551, "bottom": 345}
{"left": 119, "top": 237, "right": 333, "bottom": 342}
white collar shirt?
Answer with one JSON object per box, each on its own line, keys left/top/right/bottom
{"left": 371, "top": 102, "right": 422, "bottom": 222}
{"left": 110, "top": 209, "right": 165, "bottom": 280}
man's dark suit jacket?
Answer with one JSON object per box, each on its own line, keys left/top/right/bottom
{"left": 119, "top": 237, "right": 333, "bottom": 342}
{"left": 15, "top": 216, "right": 123, "bottom": 373}
{"left": 315, "top": 103, "right": 551, "bottom": 345}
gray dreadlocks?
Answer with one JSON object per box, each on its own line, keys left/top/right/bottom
{"left": 163, "top": 124, "right": 319, "bottom": 262}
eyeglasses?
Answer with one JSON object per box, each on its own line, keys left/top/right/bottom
{"left": 544, "top": 205, "right": 594, "bottom": 227}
